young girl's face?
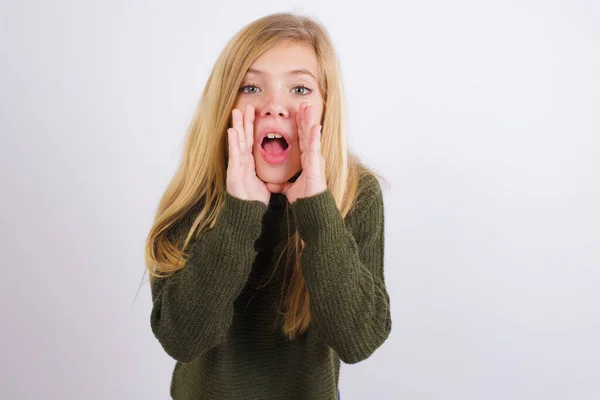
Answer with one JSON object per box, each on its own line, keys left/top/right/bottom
{"left": 233, "top": 40, "right": 324, "bottom": 186}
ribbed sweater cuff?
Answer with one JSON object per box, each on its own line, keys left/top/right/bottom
{"left": 290, "top": 189, "right": 345, "bottom": 242}
{"left": 221, "top": 191, "right": 268, "bottom": 239}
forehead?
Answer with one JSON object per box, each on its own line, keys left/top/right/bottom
{"left": 246, "top": 41, "right": 319, "bottom": 80}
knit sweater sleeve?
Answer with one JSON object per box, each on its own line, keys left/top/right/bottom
{"left": 150, "top": 191, "right": 267, "bottom": 363}
{"left": 289, "top": 175, "right": 391, "bottom": 364}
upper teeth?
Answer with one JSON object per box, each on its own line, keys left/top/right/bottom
{"left": 266, "top": 133, "right": 283, "bottom": 139}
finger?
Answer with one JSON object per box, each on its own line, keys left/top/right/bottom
{"left": 243, "top": 104, "right": 255, "bottom": 153}
{"left": 296, "top": 103, "right": 304, "bottom": 154}
{"left": 232, "top": 108, "right": 246, "bottom": 153}
{"left": 305, "top": 104, "right": 314, "bottom": 152}
{"left": 311, "top": 124, "right": 322, "bottom": 152}
{"left": 298, "top": 102, "right": 309, "bottom": 154}
{"left": 227, "top": 128, "right": 241, "bottom": 167}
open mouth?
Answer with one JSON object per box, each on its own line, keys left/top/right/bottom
{"left": 261, "top": 136, "right": 289, "bottom": 156}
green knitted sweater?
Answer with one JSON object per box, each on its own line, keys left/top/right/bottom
{"left": 150, "top": 174, "right": 391, "bottom": 399}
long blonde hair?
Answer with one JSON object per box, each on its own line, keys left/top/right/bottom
{"left": 142, "top": 12, "right": 387, "bottom": 341}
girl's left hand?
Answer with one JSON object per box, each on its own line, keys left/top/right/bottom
{"left": 266, "top": 102, "right": 327, "bottom": 204}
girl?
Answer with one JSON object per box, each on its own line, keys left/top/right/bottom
{"left": 145, "top": 12, "right": 391, "bottom": 400}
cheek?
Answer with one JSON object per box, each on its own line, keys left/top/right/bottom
{"left": 233, "top": 100, "right": 244, "bottom": 110}
{"left": 234, "top": 97, "right": 254, "bottom": 110}
{"left": 291, "top": 144, "right": 302, "bottom": 162}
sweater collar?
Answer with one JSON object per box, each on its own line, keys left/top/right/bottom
{"left": 269, "top": 193, "right": 288, "bottom": 209}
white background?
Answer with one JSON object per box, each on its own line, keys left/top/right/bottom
{"left": 1, "top": 0, "right": 599, "bottom": 399}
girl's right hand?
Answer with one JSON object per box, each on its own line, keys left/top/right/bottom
{"left": 226, "top": 104, "right": 271, "bottom": 206}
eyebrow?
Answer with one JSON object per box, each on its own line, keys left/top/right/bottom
{"left": 245, "top": 68, "right": 317, "bottom": 82}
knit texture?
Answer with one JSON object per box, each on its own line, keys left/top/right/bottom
{"left": 150, "top": 173, "right": 391, "bottom": 399}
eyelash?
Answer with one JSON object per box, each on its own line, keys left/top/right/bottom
{"left": 239, "top": 84, "right": 312, "bottom": 96}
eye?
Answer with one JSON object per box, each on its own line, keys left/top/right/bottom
{"left": 292, "top": 85, "right": 312, "bottom": 95}
{"left": 239, "top": 84, "right": 259, "bottom": 94}
{"left": 239, "top": 84, "right": 312, "bottom": 96}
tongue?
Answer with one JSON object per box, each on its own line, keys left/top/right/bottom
{"left": 263, "top": 139, "right": 287, "bottom": 155}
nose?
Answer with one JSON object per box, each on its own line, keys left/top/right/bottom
{"left": 259, "top": 92, "right": 289, "bottom": 119}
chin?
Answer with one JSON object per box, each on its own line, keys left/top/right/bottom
{"left": 257, "top": 168, "right": 301, "bottom": 184}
